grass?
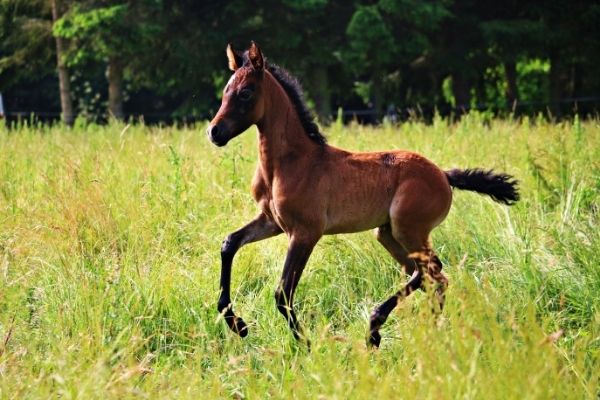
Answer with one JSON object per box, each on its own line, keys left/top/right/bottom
{"left": 0, "top": 115, "right": 598, "bottom": 399}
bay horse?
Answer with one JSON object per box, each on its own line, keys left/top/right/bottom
{"left": 207, "top": 42, "right": 519, "bottom": 347}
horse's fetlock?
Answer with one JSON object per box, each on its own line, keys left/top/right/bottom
{"left": 217, "top": 299, "right": 231, "bottom": 313}
{"left": 368, "top": 330, "right": 382, "bottom": 348}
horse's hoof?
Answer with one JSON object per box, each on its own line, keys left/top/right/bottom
{"left": 232, "top": 316, "right": 248, "bottom": 338}
{"left": 368, "top": 331, "right": 381, "bottom": 348}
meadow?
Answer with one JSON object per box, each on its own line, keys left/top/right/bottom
{"left": 0, "top": 115, "right": 598, "bottom": 399}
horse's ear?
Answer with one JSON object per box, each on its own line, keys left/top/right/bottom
{"left": 226, "top": 44, "right": 243, "bottom": 71}
{"left": 248, "top": 41, "right": 264, "bottom": 70}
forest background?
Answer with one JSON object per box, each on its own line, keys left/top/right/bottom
{"left": 1, "top": 0, "right": 600, "bottom": 124}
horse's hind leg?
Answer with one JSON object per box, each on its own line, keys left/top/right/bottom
{"left": 369, "top": 226, "right": 447, "bottom": 347}
{"left": 368, "top": 268, "right": 423, "bottom": 347}
{"left": 375, "top": 224, "right": 417, "bottom": 276}
{"left": 427, "top": 253, "right": 448, "bottom": 313}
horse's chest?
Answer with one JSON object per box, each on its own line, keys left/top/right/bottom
{"left": 260, "top": 186, "right": 309, "bottom": 231}
{"left": 250, "top": 192, "right": 289, "bottom": 232}
{"left": 252, "top": 176, "right": 283, "bottom": 221}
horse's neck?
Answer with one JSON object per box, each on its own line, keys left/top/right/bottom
{"left": 256, "top": 74, "right": 319, "bottom": 181}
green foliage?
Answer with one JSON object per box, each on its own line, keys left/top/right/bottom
{"left": 380, "top": 0, "right": 449, "bottom": 26}
{"left": 2, "top": 0, "right": 600, "bottom": 120}
{"left": 442, "top": 76, "right": 455, "bottom": 107}
{"left": 52, "top": 1, "right": 161, "bottom": 72}
{"left": 282, "top": 0, "right": 328, "bottom": 10}
{"left": 346, "top": 5, "right": 394, "bottom": 69}
{"left": 379, "top": 0, "right": 448, "bottom": 57}
{"left": 0, "top": 119, "right": 598, "bottom": 398}
{"left": 0, "top": 0, "right": 53, "bottom": 87}
{"left": 517, "top": 59, "right": 550, "bottom": 104}
{"left": 53, "top": 4, "right": 128, "bottom": 64}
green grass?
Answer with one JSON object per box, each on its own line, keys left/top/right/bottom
{"left": 1, "top": 115, "right": 599, "bottom": 399}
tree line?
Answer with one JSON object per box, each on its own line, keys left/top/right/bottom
{"left": 1, "top": 0, "right": 599, "bottom": 125}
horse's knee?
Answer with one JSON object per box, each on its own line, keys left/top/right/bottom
{"left": 221, "top": 233, "right": 240, "bottom": 258}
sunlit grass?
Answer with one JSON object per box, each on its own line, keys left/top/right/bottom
{"left": 1, "top": 115, "right": 598, "bottom": 398}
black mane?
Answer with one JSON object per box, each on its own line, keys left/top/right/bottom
{"left": 265, "top": 63, "right": 327, "bottom": 145}
{"left": 238, "top": 49, "right": 326, "bottom": 145}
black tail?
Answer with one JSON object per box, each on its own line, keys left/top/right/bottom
{"left": 445, "top": 168, "right": 520, "bottom": 205}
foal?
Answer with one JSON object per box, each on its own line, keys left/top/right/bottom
{"left": 207, "top": 42, "right": 519, "bottom": 347}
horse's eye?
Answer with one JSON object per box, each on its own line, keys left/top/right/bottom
{"left": 238, "top": 89, "right": 253, "bottom": 101}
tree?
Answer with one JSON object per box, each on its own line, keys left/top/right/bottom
{"left": 50, "top": 0, "right": 74, "bottom": 125}
{"left": 345, "top": 0, "right": 449, "bottom": 117}
{"left": 275, "top": 0, "right": 354, "bottom": 121}
{"left": 530, "top": 1, "right": 600, "bottom": 115}
{"left": 0, "top": 0, "right": 58, "bottom": 117}
{"left": 2, "top": 0, "right": 600, "bottom": 122}
{"left": 0, "top": 0, "right": 77, "bottom": 124}
{"left": 345, "top": 5, "right": 395, "bottom": 117}
{"left": 53, "top": 1, "right": 162, "bottom": 120}
{"left": 0, "top": 0, "right": 52, "bottom": 87}
{"left": 475, "top": 1, "right": 544, "bottom": 108}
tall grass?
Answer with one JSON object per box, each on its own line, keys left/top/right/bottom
{"left": 0, "top": 116, "right": 598, "bottom": 399}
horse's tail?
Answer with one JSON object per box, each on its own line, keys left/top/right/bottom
{"left": 445, "top": 168, "right": 519, "bottom": 205}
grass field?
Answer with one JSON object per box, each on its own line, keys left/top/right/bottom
{"left": 1, "top": 115, "right": 599, "bottom": 399}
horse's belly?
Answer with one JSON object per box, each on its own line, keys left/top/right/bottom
{"left": 323, "top": 203, "right": 390, "bottom": 234}
{"left": 322, "top": 172, "right": 395, "bottom": 234}
{"left": 324, "top": 219, "right": 386, "bottom": 235}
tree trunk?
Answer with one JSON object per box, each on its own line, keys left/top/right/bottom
{"left": 371, "top": 73, "right": 383, "bottom": 123}
{"left": 451, "top": 72, "right": 470, "bottom": 111}
{"left": 504, "top": 61, "right": 518, "bottom": 110}
{"left": 475, "top": 74, "right": 486, "bottom": 109}
{"left": 429, "top": 71, "right": 439, "bottom": 105}
{"left": 309, "top": 65, "right": 332, "bottom": 122}
{"left": 549, "top": 51, "right": 566, "bottom": 116}
{"left": 107, "top": 57, "right": 124, "bottom": 120}
{"left": 568, "top": 63, "right": 582, "bottom": 98}
{"left": 51, "top": 0, "right": 74, "bottom": 126}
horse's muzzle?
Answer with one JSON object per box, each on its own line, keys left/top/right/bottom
{"left": 206, "top": 123, "right": 229, "bottom": 147}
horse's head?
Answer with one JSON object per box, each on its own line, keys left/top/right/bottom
{"left": 207, "top": 42, "right": 266, "bottom": 147}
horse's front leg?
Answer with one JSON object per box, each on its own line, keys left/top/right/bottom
{"left": 275, "top": 235, "right": 319, "bottom": 342}
{"left": 218, "top": 213, "right": 282, "bottom": 337}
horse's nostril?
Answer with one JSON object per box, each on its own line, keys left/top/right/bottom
{"left": 207, "top": 124, "right": 220, "bottom": 138}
